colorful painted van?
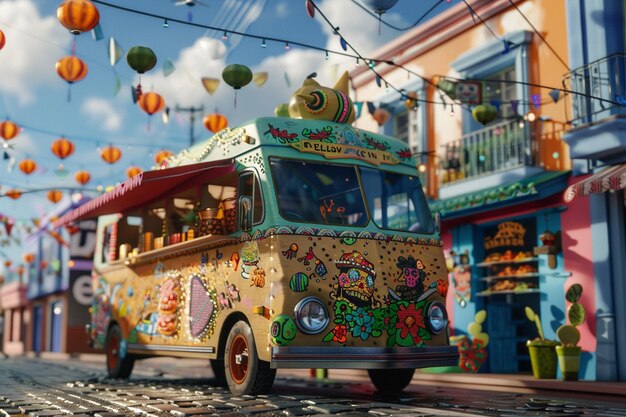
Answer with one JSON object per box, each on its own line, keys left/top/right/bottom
{"left": 56, "top": 115, "right": 458, "bottom": 395}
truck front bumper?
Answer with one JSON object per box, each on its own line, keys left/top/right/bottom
{"left": 271, "top": 345, "right": 459, "bottom": 369}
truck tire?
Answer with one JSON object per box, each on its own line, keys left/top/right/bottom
{"left": 224, "top": 320, "right": 276, "bottom": 395}
{"left": 210, "top": 358, "right": 227, "bottom": 386}
{"left": 368, "top": 368, "right": 415, "bottom": 392}
{"left": 105, "top": 323, "right": 135, "bottom": 379}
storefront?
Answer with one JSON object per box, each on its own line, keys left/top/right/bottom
{"left": 432, "top": 170, "right": 601, "bottom": 379}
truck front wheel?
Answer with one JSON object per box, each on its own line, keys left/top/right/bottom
{"left": 224, "top": 320, "right": 276, "bottom": 395}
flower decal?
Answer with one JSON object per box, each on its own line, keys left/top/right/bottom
{"left": 396, "top": 303, "right": 425, "bottom": 341}
{"left": 331, "top": 325, "right": 347, "bottom": 343}
{"left": 386, "top": 301, "right": 431, "bottom": 347}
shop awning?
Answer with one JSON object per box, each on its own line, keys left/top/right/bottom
{"left": 563, "top": 164, "right": 626, "bottom": 202}
{"left": 429, "top": 170, "right": 570, "bottom": 219}
{"left": 53, "top": 159, "right": 235, "bottom": 228}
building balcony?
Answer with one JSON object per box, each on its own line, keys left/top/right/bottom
{"left": 563, "top": 53, "right": 626, "bottom": 163}
{"left": 438, "top": 119, "right": 570, "bottom": 200}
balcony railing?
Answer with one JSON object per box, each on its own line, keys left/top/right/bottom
{"left": 563, "top": 53, "right": 626, "bottom": 125}
{"left": 440, "top": 119, "right": 536, "bottom": 184}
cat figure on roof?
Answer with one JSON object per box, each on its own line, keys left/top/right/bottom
{"left": 287, "top": 71, "right": 355, "bottom": 124}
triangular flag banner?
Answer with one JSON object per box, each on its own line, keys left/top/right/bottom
{"left": 510, "top": 100, "right": 519, "bottom": 114}
{"left": 375, "top": 75, "right": 382, "bottom": 87}
{"left": 367, "top": 101, "right": 377, "bottom": 115}
{"left": 92, "top": 23, "right": 103, "bottom": 41}
{"left": 113, "top": 74, "right": 121, "bottom": 97}
{"left": 340, "top": 37, "right": 348, "bottom": 51}
{"left": 531, "top": 94, "right": 541, "bottom": 110}
{"left": 615, "top": 95, "right": 626, "bottom": 106}
{"left": 354, "top": 101, "right": 363, "bottom": 119}
{"left": 163, "top": 59, "right": 176, "bottom": 77}
{"left": 201, "top": 78, "right": 220, "bottom": 95}
{"left": 108, "top": 37, "right": 123, "bottom": 66}
{"left": 253, "top": 72, "right": 268, "bottom": 87}
{"left": 284, "top": 71, "right": 291, "bottom": 88}
{"left": 549, "top": 89, "right": 560, "bottom": 103}
{"left": 131, "top": 85, "right": 139, "bottom": 103}
{"left": 490, "top": 99, "right": 501, "bottom": 112}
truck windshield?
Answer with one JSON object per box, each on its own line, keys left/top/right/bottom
{"left": 270, "top": 158, "right": 368, "bottom": 226}
{"left": 359, "top": 167, "right": 435, "bottom": 234}
{"left": 270, "top": 158, "right": 435, "bottom": 234}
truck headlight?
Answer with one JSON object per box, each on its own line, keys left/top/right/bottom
{"left": 293, "top": 296, "right": 329, "bottom": 334}
{"left": 427, "top": 302, "right": 448, "bottom": 334}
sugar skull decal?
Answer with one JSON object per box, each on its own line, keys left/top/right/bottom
{"left": 389, "top": 256, "right": 426, "bottom": 302}
{"left": 334, "top": 251, "right": 376, "bottom": 308}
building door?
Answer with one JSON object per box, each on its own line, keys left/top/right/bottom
{"left": 49, "top": 301, "right": 63, "bottom": 352}
{"left": 32, "top": 305, "right": 43, "bottom": 353}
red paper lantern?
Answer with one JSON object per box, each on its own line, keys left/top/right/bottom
{"left": 51, "top": 137, "right": 75, "bottom": 160}
{"left": 57, "top": 0, "right": 100, "bottom": 35}
{"left": 0, "top": 29, "right": 6, "bottom": 50}
{"left": 19, "top": 159, "right": 37, "bottom": 175}
{"left": 138, "top": 92, "right": 165, "bottom": 116}
{"left": 100, "top": 145, "right": 122, "bottom": 164}
{"left": 0, "top": 120, "right": 20, "bottom": 141}
{"left": 126, "top": 166, "right": 142, "bottom": 178}
{"left": 154, "top": 150, "right": 172, "bottom": 165}
{"left": 56, "top": 56, "right": 88, "bottom": 84}
{"left": 47, "top": 190, "right": 63, "bottom": 203}
{"left": 74, "top": 170, "right": 91, "bottom": 185}
{"left": 203, "top": 113, "right": 228, "bottom": 133}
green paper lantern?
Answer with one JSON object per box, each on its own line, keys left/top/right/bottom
{"left": 127, "top": 46, "right": 157, "bottom": 74}
{"left": 222, "top": 64, "right": 253, "bottom": 90}
{"left": 472, "top": 104, "right": 497, "bottom": 125}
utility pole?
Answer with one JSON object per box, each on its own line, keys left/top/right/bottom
{"left": 175, "top": 104, "right": 204, "bottom": 147}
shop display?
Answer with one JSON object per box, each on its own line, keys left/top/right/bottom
{"left": 477, "top": 249, "right": 539, "bottom": 296}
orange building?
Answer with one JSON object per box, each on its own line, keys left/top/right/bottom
{"left": 350, "top": 0, "right": 611, "bottom": 378}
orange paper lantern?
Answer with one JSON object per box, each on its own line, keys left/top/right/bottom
{"left": 57, "top": 0, "right": 100, "bottom": 35}
{"left": 74, "top": 170, "right": 91, "bottom": 185}
{"left": 56, "top": 56, "right": 88, "bottom": 84}
{"left": 138, "top": 92, "right": 165, "bottom": 116}
{"left": 23, "top": 253, "right": 35, "bottom": 264}
{"left": 126, "top": 166, "right": 142, "bottom": 178}
{"left": 4, "top": 260, "right": 12, "bottom": 268}
{"left": 154, "top": 150, "right": 172, "bottom": 165}
{"left": 51, "top": 137, "right": 75, "bottom": 160}
{"left": 0, "top": 120, "right": 20, "bottom": 141}
{"left": 203, "top": 113, "right": 228, "bottom": 133}
{"left": 100, "top": 145, "right": 121, "bottom": 164}
{"left": 5, "top": 189, "right": 21, "bottom": 200}
{"left": 47, "top": 190, "right": 63, "bottom": 203}
{"left": 0, "top": 29, "right": 6, "bottom": 50}
{"left": 19, "top": 159, "right": 37, "bottom": 175}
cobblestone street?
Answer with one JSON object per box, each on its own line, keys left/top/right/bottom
{"left": 1, "top": 356, "right": 626, "bottom": 416}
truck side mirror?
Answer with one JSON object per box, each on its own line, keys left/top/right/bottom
{"left": 239, "top": 196, "right": 253, "bottom": 232}
{"left": 433, "top": 212, "right": 441, "bottom": 234}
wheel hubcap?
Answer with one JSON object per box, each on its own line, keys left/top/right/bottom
{"left": 229, "top": 334, "right": 249, "bottom": 384}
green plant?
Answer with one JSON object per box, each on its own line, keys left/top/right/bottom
{"left": 180, "top": 209, "right": 198, "bottom": 227}
{"left": 525, "top": 306, "right": 545, "bottom": 341}
{"left": 556, "top": 284, "right": 585, "bottom": 347}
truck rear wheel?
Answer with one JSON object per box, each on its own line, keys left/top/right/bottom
{"left": 224, "top": 320, "right": 276, "bottom": 395}
{"left": 105, "top": 324, "right": 134, "bottom": 379}
{"left": 368, "top": 368, "right": 415, "bottom": 393}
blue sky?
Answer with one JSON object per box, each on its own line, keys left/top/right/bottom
{"left": 0, "top": 0, "right": 454, "bottom": 269}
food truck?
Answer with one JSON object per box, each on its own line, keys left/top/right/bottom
{"left": 54, "top": 74, "right": 458, "bottom": 395}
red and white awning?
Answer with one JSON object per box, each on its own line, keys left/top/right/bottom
{"left": 53, "top": 159, "right": 235, "bottom": 228}
{"left": 563, "top": 164, "right": 626, "bottom": 202}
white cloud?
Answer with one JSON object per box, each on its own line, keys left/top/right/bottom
{"left": 275, "top": 1, "right": 289, "bottom": 18}
{"left": 81, "top": 98, "right": 123, "bottom": 132}
{"left": 0, "top": 0, "right": 69, "bottom": 105}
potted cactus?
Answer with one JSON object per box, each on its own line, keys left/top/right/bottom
{"left": 525, "top": 306, "right": 559, "bottom": 379}
{"left": 556, "top": 283, "right": 585, "bottom": 381}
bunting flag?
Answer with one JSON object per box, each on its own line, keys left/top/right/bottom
{"left": 375, "top": 75, "right": 382, "bottom": 87}
{"left": 615, "top": 95, "right": 626, "bottom": 106}
{"left": 367, "top": 101, "right": 377, "bottom": 115}
{"left": 284, "top": 71, "right": 291, "bottom": 88}
{"left": 131, "top": 85, "right": 140, "bottom": 104}
{"left": 91, "top": 23, "right": 103, "bottom": 41}
{"left": 201, "top": 78, "right": 220, "bottom": 95}
{"left": 549, "top": 89, "right": 561, "bottom": 103}
{"left": 510, "top": 100, "right": 519, "bottom": 115}
{"left": 489, "top": 99, "right": 501, "bottom": 112}
{"left": 108, "top": 37, "right": 123, "bottom": 66}
{"left": 113, "top": 73, "right": 121, "bottom": 97}
{"left": 531, "top": 94, "right": 541, "bottom": 110}
{"left": 163, "top": 59, "right": 176, "bottom": 77}
{"left": 354, "top": 101, "right": 363, "bottom": 119}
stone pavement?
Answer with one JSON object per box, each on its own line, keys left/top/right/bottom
{"left": 1, "top": 356, "right": 626, "bottom": 417}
